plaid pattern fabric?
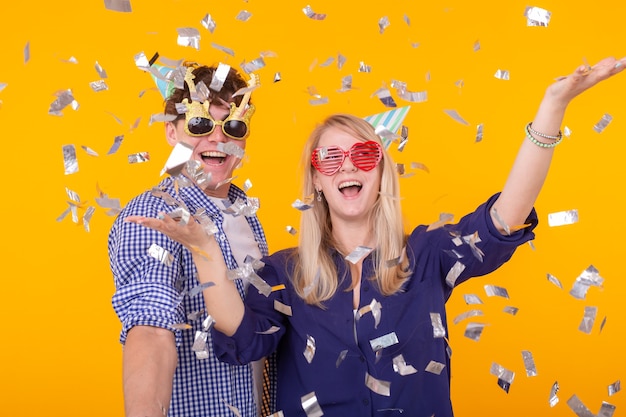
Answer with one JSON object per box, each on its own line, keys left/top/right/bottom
{"left": 110, "top": 177, "right": 269, "bottom": 417}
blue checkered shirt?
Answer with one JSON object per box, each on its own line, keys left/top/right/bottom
{"left": 109, "top": 177, "right": 269, "bottom": 417}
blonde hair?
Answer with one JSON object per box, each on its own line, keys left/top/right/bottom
{"left": 291, "top": 114, "right": 411, "bottom": 306}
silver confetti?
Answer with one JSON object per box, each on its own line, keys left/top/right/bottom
{"left": 547, "top": 273, "right": 563, "bottom": 289}
{"left": 570, "top": 265, "right": 604, "bottom": 300}
{"left": 24, "top": 41, "right": 30, "bottom": 64}
{"left": 148, "top": 243, "right": 174, "bottom": 266}
{"left": 217, "top": 142, "right": 245, "bottom": 159}
{"left": 301, "top": 391, "right": 323, "bottom": 417}
{"left": 286, "top": 226, "right": 297, "bottom": 235}
{"left": 464, "top": 294, "right": 483, "bottom": 305}
{"left": 521, "top": 350, "right": 537, "bottom": 377}
{"left": 337, "top": 53, "right": 346, "bottom": 69}
{"left": 393, "top": 354, "right": 418, "bottom": 376}
{"left": 319, "top": 56, "right": 334, "bottom": 67}
{"left": 525, "top": 6, "right": 551, "bottom": 27}
{"left": 63, "top": 144, "right": 79, "bottom": 175}
{"left": 209, "top": 63, "right": 231, "bottom": 92}
{"left": 378, "top": 16, "right": 390, "bottom": 34}
{"left": 567, "top": 394, "right": 595, "bottom": 417}
{"left": 373, "top": 87, "right": 396, "bottom": 107}
{"left": 464, "top": 322, "right": 486, "bottom": 341}
{"left": 453, "top": 309, "right": 483, "bottom": 325}
{"left": 274, "top": 300, "right": 292, "bottom": 316}
{"left": 578, "top": 306, "right": 597, "bottom": 334}
{"left": 485, "top": 284, "right": 509, "bottom": 299}
{"left": 476, "top": 123, "right": 484, "bottom": 143}
{"left": 608, "top": 380, "right": 621, "bottom": 396}
{"left": 201, "top": 14, "right": 216, "bottom": 33}
{"left": 494, "top": 69, "right": 510, "bottom": 80}
{"left": 445, "top": 261, "right": 466, "bottom": 287}
{"left": 83, "top": 206, "right": 95, "bottom": 232}
{"left": 257, "top": 326, "right": 280, "bottom": 335}
{"left": 549, "top": 381, "right": 560, "bottom": 407}
{"left": 49, "top": 89, "right": 78, "bottom": 116}
{"left": 443, "top": 109, "right": 469, "bottom": 125}
{"left": 548, "top": 209, "right": 578, "bottom": 226}
{"left": 107, "top": 135, "right": 124, "bottom": 155}
{"left": 369, "top": 332, "right": 399, "bottom": 351}
{"left": 358, "top": 61, "right": 372, "bottom": 73}
{"left": 211, "top": 42, "right": 235, "bottom": 57}
{"left": 303, "top": 335, "right": 316, "bottom": 363}
{"left": 192, "top": 331, "right": 208, "bottom": 353}
{"left": 128, "top": 152, "right": 150, "bottom": 164}
{"left": 425, "top": 360, "right": 446, "bottom": 375}
{"left": 194, "top": 209, "right": 218, "bottom": 236}
{"left": 95, "top": 61, "right": 108, "bottom": 78}
{"left": 89, "top": 80, "right": 108, "bottom": 92}
{"left": 292, "top": 195, "right": 315, "bottom": 211}
{"left": 490, "top": 207, "right": 510, "bottom": 235}
{"left": 161, "top": 141, "right": 193, "bottom": 176}
{"left": 104, "top": 0, "right": 132, "bottom": 12}
{"left": 430, "top": 312, "right": 446, "bottom": 338}
{"left": 600, "top": 316, "right": 607, "bottom": 333}
{"left": 473, "top": 39, "right": 481, "bottom": 52}
{"left": 236, "top": 10, "right": 252, "bottom": 22}
{"left": 241, "top": 57, "right": 265, "bottom": 74}
{"left": 503, "top": 306, "right": 519, "bottom": 315}
{"left": 345, "top": 246, "right": 373, "bottom": 264}
{"left": 594, "top": 113, "right": 613, "bottom": 133}
{"left": 337, "top": 74, "right": 353, "bottom": 93}
{"left": 177, "top": 27, "right": 201, "bottom": 50}
{"left": 336, "top": 350, "right": 348, "bottom": 368}
{"left": 167, "top": 207, "right": 191, "bottom": 225}
{"left": 365, "top": 373, "right": 391, "bottom": 396}
{"left": 95, "top": 196, "right": 122, "bottom": 215}
{"left": 302, "top": 5, "right": 326, "bottom": 20}
{"left": 598, "top": 402, "right": 616, "bottom": 417}
{"left": 490, "top": 362, "right": 515, "bottom": 384}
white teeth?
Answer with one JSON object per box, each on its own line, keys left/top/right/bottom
{"left": 201, "top": 151, "right": 227, "bottom": 158}
{"left": 338, "top": 180, "right": 362, "bottom": 189}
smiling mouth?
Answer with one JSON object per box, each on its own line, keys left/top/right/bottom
{"left": 338, "top": 180, "right": 362, "bottom": 196}
{"left": 200, "top": 150, "right": 227, "bottom": 165}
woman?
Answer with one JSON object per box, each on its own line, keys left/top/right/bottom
{"left": 127, "top": 57, "right": 625, "bottom": 416}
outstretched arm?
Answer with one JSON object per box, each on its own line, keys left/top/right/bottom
{"left": 491, "top": 57, "right": 626, "bottom": 233}
{"left": 126, "top": 215, "right": 245, "bottom": 336}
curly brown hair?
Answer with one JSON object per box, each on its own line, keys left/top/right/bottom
{"left": 163, "top": 63, "right": 250, "bottom": 118}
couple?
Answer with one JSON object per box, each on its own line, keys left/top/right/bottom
{"left": 110, "top": 56, "right": 625, "bottom": 416}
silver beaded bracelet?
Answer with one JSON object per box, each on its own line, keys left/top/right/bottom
{"left": 526, "top": 122, "right": 562, "bottom": 141}
{"left": 525, "top": 123, "right": 563, "bottom": 148}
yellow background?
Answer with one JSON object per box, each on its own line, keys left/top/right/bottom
{"left": 1, "top": 0, "right": 624, "bottom": 416}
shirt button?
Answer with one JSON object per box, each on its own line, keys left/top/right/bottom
{"left": 359, "top": 356, "right": 365, "bottom": 362}
{"left": 362, "top": 399, "right": 369, "bottom": 406}
{"left": 227, "top": 343, "right": 235, "bottom": 350}
{"left": 363, "top": 286, "right": 369, "bottom": 292}
{"left": 219, "top": 234, "right": 226, "bottom": 242}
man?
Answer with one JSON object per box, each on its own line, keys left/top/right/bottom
{"left": 109, "top": 61, "right": 269, "bottom": 417}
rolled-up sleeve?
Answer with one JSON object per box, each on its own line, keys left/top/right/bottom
{"left": 109, "top": 196, "right": 186, "bottom": 345}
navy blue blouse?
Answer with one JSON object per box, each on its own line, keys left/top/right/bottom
{"left": 213, "top": 194, "right": 537, "bottom": 416}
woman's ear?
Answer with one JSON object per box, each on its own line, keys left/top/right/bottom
{"left": 165, "top": 121, "right": 178, "bottom": 146}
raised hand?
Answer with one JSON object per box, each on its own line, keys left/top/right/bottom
{"left": 546, "top": 56, "right": 626, "bottom": 106}
{"left": 125, "top": 213, "right": 216, "bottom": 255}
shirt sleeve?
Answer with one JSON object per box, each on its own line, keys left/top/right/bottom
{"left": 212, "top": 251, "right": 291, "bottom": 365}
{"left": 108, "top": 194, "right": 187, "bottom": 345}
{"left": 407, "top": 192, "right": 538, "bottom": 293}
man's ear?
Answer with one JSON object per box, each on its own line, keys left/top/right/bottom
{"left": 165, "top": 121, "right": 178, "bottom": 146}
